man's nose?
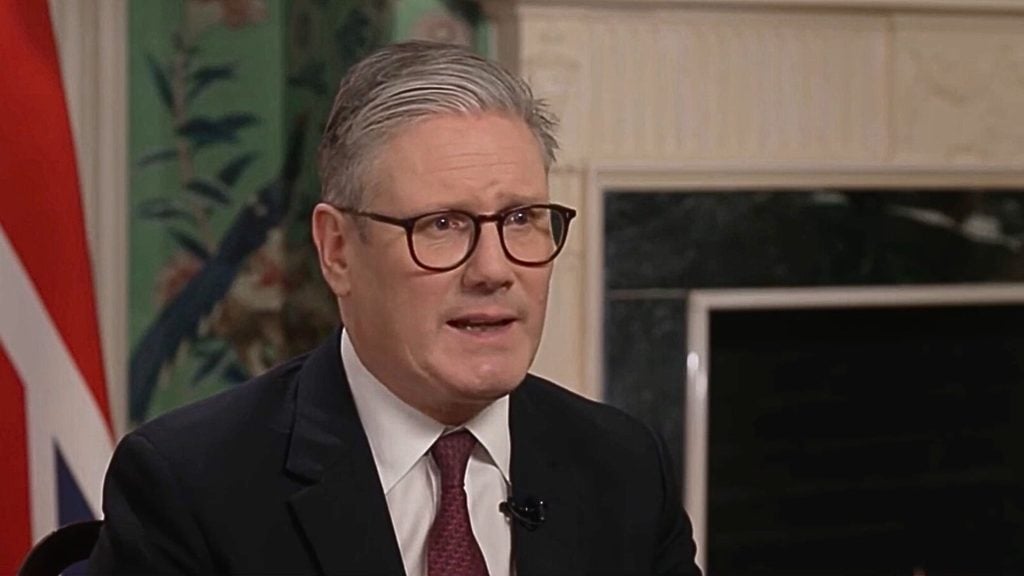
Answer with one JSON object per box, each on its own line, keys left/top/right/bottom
{"left": 461, "top": 223, "right": 514, "bottom": 291}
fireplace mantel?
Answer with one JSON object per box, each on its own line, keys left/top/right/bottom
{"left": 490, "top": 0, "right": 1024, "bottom": 13}
{"left": 480, "top": 0, "right": 1024, "bottom": 403}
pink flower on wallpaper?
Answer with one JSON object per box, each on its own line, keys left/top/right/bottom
{"left": 234, "top": 228, "right": 289, "bottom": 299}
{"left": 220, "top": 0, "right": 268, "bottom": 28}
{"left": 410, "top": 10, "right": 473, "bottom": 47}
{"left": 211, "top": 230, "right": 288, "bottom": 375}
{"left": 155, "top": 252, "right": 203, "bottom": 307}
{"left": 187, "top": 0, "right": 268, "bottom": 33}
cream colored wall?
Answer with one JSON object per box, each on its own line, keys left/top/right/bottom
{"left": 488, "top": 0, "right": 1024, "bottom": 399}
{"left": 49, "top": 0, "right": 129, "bottom": 437}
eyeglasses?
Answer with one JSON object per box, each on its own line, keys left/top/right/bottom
{"left": 336, "top": 203, "right": 577, "bottom": 272}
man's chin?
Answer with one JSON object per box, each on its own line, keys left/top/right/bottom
{"left": 446, "top": 365, "right": 526, "bottom": 399}
{"left": 421, "top": 369, "right": 522, "bottom": 424}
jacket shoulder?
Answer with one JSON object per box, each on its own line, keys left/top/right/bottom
{"left": 517, "top": 373, "right": 659, "bottom": 456}
{"left": 126, "top": 353, "right": 308, "bottom": 474}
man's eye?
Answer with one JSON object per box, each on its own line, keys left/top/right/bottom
{"left": 506, "top": 209, "right": 532, "bottom": 226}
{"left": 427, "top": 213, "right": 466, "bottom": 231}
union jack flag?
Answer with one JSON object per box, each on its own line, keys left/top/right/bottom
{"left": 0, "top": 2, "right": 114, "bottom": 572}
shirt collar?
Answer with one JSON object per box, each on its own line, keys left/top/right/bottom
{"left": 341, "top": 329, "right": 511, "bottom": 493}
{"left": 463, "top": 391, "right": 511, "bottom": 485}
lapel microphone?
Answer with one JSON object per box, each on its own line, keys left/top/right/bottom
{"left": 499, "top": 496, "right": 546, "bottom": 531}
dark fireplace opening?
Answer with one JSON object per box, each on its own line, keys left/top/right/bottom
{"left": 706, "top": 304, "right": 1024, "bottom": 575}
{"left": 602, "top": 189, "right": 1024, "bottom": 575}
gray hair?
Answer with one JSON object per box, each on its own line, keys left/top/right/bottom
{"left": 317, "top": 41, "right": 559, "bottom": 208}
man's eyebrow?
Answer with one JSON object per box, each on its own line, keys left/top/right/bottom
{"left": 493, "top": 192, "right": 547, "bottom": 208}
{"left": 511, "top": 194, "right": 546, "bottom": 203}
{"left": 422, "top": 193, "right": 547, "bottom": 214}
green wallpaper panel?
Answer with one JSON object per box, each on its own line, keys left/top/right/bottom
{"left": 128, "top": 0, "right": 487, "bottom": 425}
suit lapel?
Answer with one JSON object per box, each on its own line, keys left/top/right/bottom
{"left": 510, "top": 379, "right": 586, "bottom": 576}
{"left": 284, "top": 330, "right": 405, "bottom": 576}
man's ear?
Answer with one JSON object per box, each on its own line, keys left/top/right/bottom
{"left": 311, "top": 203, "right": 354, "bottom": 297}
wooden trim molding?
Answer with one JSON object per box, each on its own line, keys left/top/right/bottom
{"left": 49, "top": 0, "right": 129, "bottom": 437}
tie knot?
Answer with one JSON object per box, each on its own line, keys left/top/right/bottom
{"left": 431, "top": 430, "right": 477, "bottom": 489}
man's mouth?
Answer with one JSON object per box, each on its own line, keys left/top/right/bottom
{"left": 447, "top": 318, "right": 516, "bottom": 332}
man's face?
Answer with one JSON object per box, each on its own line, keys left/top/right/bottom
{"left": 332, "top": 112, "right": 553, "bottom": 423}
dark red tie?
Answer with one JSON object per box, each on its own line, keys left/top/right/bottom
{"left": 427, "top": 430, "right": 490, "bottom": 576}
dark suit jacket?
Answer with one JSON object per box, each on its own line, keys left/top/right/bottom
{"left": 89, "top": 331, "right": 700, "bottom": 575}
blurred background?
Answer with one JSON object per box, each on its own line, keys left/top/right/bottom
{"left": 25, "top": 0, "right": 1024, "bottom": 573}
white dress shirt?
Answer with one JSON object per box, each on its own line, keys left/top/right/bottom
{"left": 342, "top": 330, "right": 512, "bottom": 576}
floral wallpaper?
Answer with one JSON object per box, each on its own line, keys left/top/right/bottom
{"left": 129, "top": 0, "right": 487, "bottom": 425}
{"left": 398, "top": 0, "right": 487, "bottom": 50}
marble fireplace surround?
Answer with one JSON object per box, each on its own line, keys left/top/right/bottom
{"left": 483, "top": 0, "right": 1024, "bottom": 399}
{"left": 481, "top": 3, "right": 1024, "bottom": 570}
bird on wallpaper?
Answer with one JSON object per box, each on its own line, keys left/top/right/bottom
{"left": 128, "top": 120, "right": 305, "bottom": 424}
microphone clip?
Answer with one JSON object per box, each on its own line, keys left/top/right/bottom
{"left": 499, "top": 496, "right": 546, "bottom": 531}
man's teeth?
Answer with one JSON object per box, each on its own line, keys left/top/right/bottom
{"left": 452, "top": 320, "right": 509, "bottom": 330}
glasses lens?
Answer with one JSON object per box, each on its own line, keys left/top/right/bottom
{"left": 502, "top": 206, "right": 566, "bottom": 264}
{"left": 410, "top": 211, "right": 475, "bottom": 269}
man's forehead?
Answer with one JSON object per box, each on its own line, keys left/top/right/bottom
{"left": 384, "top": 114, "right": 543, "bottom": 164}
{"left": 387, "top": 110, "right": 528, "bottom": 139}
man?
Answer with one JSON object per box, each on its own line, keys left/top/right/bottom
{"left": 89, "top": 41, "right": 700, "bottom": 575}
